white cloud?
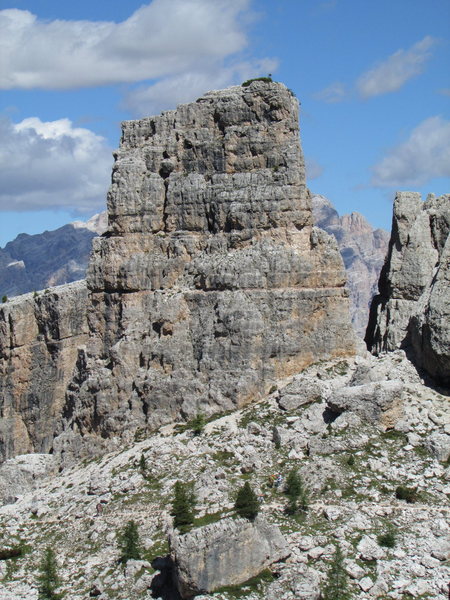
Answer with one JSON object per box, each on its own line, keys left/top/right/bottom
{"left": 0, "top": 117, "right": 112, "bottom": 212}
{"left": 0, "top": 0, "right": 252, "bottom": 90}
{"left": 313, "top": 82, "right": 346, "bottom": 103}
{"left": 357, "top": 36, "right": 435, "bottom": 98}
{"left": 371, "top": 116, "right": 450, "bottom": 187}
{"left": 305, "top": 158, "right": 324, "bottom": 180}
{"left": 124, "top": 58, "right": 278, "bottom": 116}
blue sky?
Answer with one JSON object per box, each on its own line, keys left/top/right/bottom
{"left": 0, "top": 0, "right": 449, "bottom": 247}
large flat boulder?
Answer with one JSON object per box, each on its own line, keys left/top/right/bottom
{"left": 169, "top": 516, "right": 290, "bottom": 598}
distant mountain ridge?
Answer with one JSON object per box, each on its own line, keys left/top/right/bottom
{"left": 0, "top": 213, "right": 107, "bottom": 297}
{"left": 312, "top": 194, "right": 390, "bottom": 337}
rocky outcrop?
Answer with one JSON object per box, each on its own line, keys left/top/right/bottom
{"left": 170, "top": 516, "right": 289, "bottom": 598}
{"left": 312, "top": 195, "right": 389, "bottom": 337}
{"left": 0, "top": 214, "right": 106, "bottom": 298}
{"left": 366, "top": 192, "right": 450, "bottom": 385}
{"left": 0, "top": 82, "right": 356, "bottom": 463}
{"left": 55, "top": 82, "right": 355, "bottom": 460}
{"left": 0, "top": 282, "right": 88, "bottom": 461}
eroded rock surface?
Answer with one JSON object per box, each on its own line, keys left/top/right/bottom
{"left": 0, "top": 83, "right": 355, "bottom": 464}
{"left": 56, "top": 82, "right": 355, "bottom": 460}
{"left": 170, "top": 516, "right": 289, "bottom": 597}
{"left": 366, "top": 192, "right": 450, "bottom": 385}
{"left": 0, "top": 282, "right": 88, "bottom": 461}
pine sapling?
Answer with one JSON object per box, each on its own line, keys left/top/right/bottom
{"left": 234, "top": 481, "right": 259, "bottom": 521}
{"left": 117, "top": 520, "right": 142, "bottom": 564}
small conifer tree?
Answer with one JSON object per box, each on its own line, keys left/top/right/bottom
{"left": 284, "top": 468, "right": 308, "bottom": 514}
{"left": 171, "top": 481, "right": 195, "bottom": 532}
{"left": 117, "top": 520, "right": 142, "bottom": 564}
{"left": 37, "top": 546, "right": 62, "bottom": 599}
{"left": 321, "top": 544, "right": 352, "bottom": 600}
{"left": 190, "top": 412, "right": 205, "bottom": 436}
{"left": 139, "top": 453, "right": 147, "bottom": 473}
{"left": 2, "top": 295, "right": 7, "bottom": 303}
{"left": 234, "top": 481, "right": 259, "bottom": 521}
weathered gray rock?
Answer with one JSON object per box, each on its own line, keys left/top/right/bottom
{"left": 277, "top": 377, "right": 323, "bottom": 411}
{"left": 366, "top": 192, "right": 450, "bottom": 385}
{"left": 169, "top": 516, "right": 290, "bottom": 597}
{"left": 0, "top": 453, "right": 56, "bottom": 504}
{"left": 0, "top": 282, "right": 88, "bottom": 461}
{"left": 0, "top": 82, "right": 356, "bottom": 464}
{"left": 327, "top": 380, "right": 404, "bottom": 429}
{"left": 57, "top": 82, "right": 355, "bottom": 460}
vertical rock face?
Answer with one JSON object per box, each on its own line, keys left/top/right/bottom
{"left": 58, "top": 82, "right": 355, "bottom": 457}
{"left": 0, "top": 82, "right": 356, "bottom": 463}
{"left": 366, "top": 192, "right": 450, "bottom": 385}
{"left": 312, "top": 195, "right": 389, "bottom": 337}
{"left": 0, "top": 282, "right": 88, "bottom": 461}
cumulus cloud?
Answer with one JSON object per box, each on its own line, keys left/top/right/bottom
{"left": 124, "top": 58, "right": 278, "bottom": 116}
{"left": 371, "top": 116, "right": 450, "bottom": 187}
{"left": 357, "top": 36, "right": 436, "bottom": 98}
{"left": 313, "top": 81, "right": 346, "bottom": 103}
{"left": 0, "top": 0, "right": 252, "bottom": 90}
{"left": 0, "top": 117, "right": 112, "bottom": 212}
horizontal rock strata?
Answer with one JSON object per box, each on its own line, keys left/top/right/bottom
{"left": 366, "top": 192, "right": 450, "bottom": 385}
{"left": 1, "top": 82, "right": 356, "bottom": 463}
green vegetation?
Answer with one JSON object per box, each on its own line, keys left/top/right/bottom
{"left": 395, "top": 485, "right": 418, "bottom": 503}
{"left": 117, "top": 520, "right": 142, "bottom": 564}
{"left": 139, "top": 453, "right": 147, "bottom": 473}
{"left": 284, "top": 468, "right": 308, "bottom": 515}
{"left": 346, "top": 454, "right": 355, "bottom": 467}
{"left": 377, "top": 527, "right": 397, "bottom": 548}
{"left": 171, "top": 481, "right": 196, "bottom": 533}
{"left": 234, "top": 482, "right": 259, "bottom": 521}
{"left": 0, "top": 541, "right": 27, "bottom": 560}
{"left": 1, "top": 295, "right": 7, "bottom": 303}
{"left": 37, "top": 546, "right": 62, "bottom": 599}
{"left": 242, "top": 76, "right": 273, "bottom": 87}
{"left": 214, "top": 568, "right": 274, "bottom": 598}
{"left": 321, "top": 544, "right": 352, "bottom": 600}
{"left": 190, "top": 412, "right": 205, "bottom": 436}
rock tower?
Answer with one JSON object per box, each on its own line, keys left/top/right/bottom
{"left": 1, "top": 82, "right": 356, "bottom": 463}
{"left": 366, "top": 191, "right": 450, "bottom": 385}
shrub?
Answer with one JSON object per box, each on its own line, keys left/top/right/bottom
{"left": 242, "top": 76, "right": 273, "bottom": 87}
{"left": 37, "top": 547, "right": 62, "bottom": 600}
{"left": 171, "top": 481, "right": 196, "bottom": 532}
{"left": 117, "top": 520, "right": 142, "bottom": 564}
{"left": 346, "top": 455, "right": 355, "bottom": 467}
{"left": 377, "top": 529, "right": 397, "bottom": 548}
{"left": 395, "top": 485, "right": 418, "bottom": 503}
{"left": 2, "top": 295, "right": 7, "bottom": 303}
{"left": 0, "top": 542, "right": 26, "bottom": 560}
{"left": 321, "top": 544, "right": 352, "bottom": 600}
{"left": 190, "top": 412, "right": 205, "bottom": 436}
{"left": 234, "top": 481, "right": 259, "bottom": 521}
{"left": 139, "top": 453, "right": 147, "bottom": 473}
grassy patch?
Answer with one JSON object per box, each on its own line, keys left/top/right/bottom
{"left": 214, "top": 568, "right": 275, "bottom": 598}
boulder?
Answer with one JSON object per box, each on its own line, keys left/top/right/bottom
{"left": 169, "top": 516, "right": 290, "bottom": 598}
{"left": 327, "top": 380, "right": 404, "bottom": 429}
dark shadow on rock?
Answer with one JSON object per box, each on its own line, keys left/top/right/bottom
{"left": 322, "top": 407, "right": 340, "bottom": 424}
{"left": 150, "top": 555, "right": 182, "bottom": 600}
